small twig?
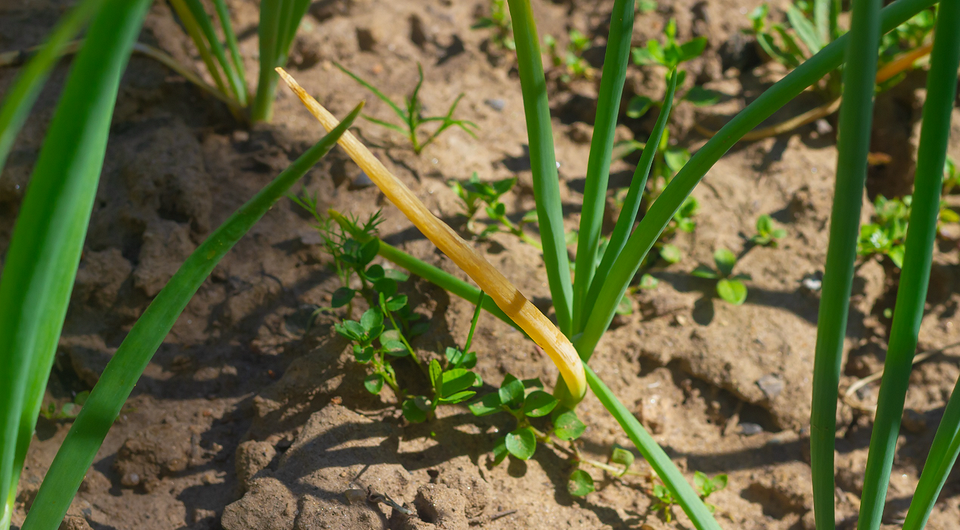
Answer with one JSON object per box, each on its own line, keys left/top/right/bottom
{"left": 469, "top": 508, "right": 518, "bottom": 525}
{"left": 367, "top": 487, "right": 414, "bottom": 515}
{"left": 694, "top": 43, "right": 933, "bottom": 142}
{"left": 842, "top": 341, "right": 960, "bottom": 413}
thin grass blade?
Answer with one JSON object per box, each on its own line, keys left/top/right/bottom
{"left": 857, "top": 4, "right": 960, "bottom": 528}
{"left": 0, "top": 0, "right": 105, "bottom": 173}
{"left": 810, "top": 1, "right": 883, "bottom": 527}
{"left": 574, "top": 0, "right": 936, "bottom": 363}
{"left": 571, "top": 0, "right": 635, "bottom": 333}
{"left": 168, "top": 0, "right": 229, "bottom": 98}
{"left": 506, "top": 0, "right": 573, "bottom": 334}
{"left": 212, "top": 0, "right": 247, "bottom": 104}
{"left": 902, "top": 374, "right": 960, "bottom": 529}
{"left": 585, "top": 365, "right": 721, "bottom": 530}
{"left": 20, "top": 104, "right": 361, "bottom": 530}
{"left": 581, "top": 70, "right": 678, "bottom": 333}
{"left": 0, "top": 0, "right": 152, "bottom": 526}
{"left": 182, "top": 0, "right": 245, "bottom": 105}
{"left": 251, "top": 0, "right": 282, "bottom": 121}
{"left": 334, "top": 62, "right": 409, "bottom": 125}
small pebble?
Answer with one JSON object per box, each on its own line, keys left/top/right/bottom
{"left": 815, "top": 119, "right": 833, "bottom": 135}
{"left": 344, "top": 488, "right": 367, "bottom": 505}
{"left": 121, "top": 472, "right": 140, "bottom": 487}
{"left": 739, "top": 422, "right": 763, "bottom": 436}
{"left": 756, "top": 374, "right": 784, "bottom": 400}
{"left": 902, "top": 409, "right": 926, "bottom": 433}
{"left": 484, "top": 98, "right": 505, "bottom": 112}
{"left": 232, "top": 130, "right": 249, "bottom": 143}
{"left": 801, "top": 275, "right": 822, "bottom": 292}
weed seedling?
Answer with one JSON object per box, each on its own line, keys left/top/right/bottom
{"left": 38, "top": 391, "right": 89, "bottom": 421}
{"left": 336, "top": 63, "right": 478, "bottom": 155}
{"left": 449, "top": 172, "right": 541, "bottom": 248}
{"left": 751, "top": 214, "right": 787, "bottom": 247}
{"left": 472, "top": 0, "right": 516, "bottom": 52}
{"left": 694, "top": 471, "right": 729, "bottom": 513}
{"left": 545, "top": 29, "right": 594, "bottom": 82}
{"left": 651, "top": 471, "right": 727, "bottom": 521}
{"left": 692, "top": 248, "right": 750, "bottom": 305}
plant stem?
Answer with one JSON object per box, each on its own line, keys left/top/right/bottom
{"left": 506, "top": 0, "right": 574, "bottom": 335}
{"left": 857, "top": 4, "right": 960, "bottom": 528}
{"left": 571, "top": 0, "right": 634, "bottom": 333}
{"left": 380, "top": 294, "right": 423, "bottom": 371}
{"left": 575, "top": 0, "right": 938, "bottom": 363}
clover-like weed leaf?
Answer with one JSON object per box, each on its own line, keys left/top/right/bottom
{"left": 611, "top": 446, "right": 635, "bottom": 473}
{"left": 499, "top": 374, "right": 525, "bottom": 409}
{"left": 402, "top": 397, "right": 428, "bottom": 423}
{"left": 441, "top": 368, "right": 480, "bottom": 397}
{"left": 364, "top": 373, "right": 384, "bottom": 394}
{"left": 568, "top": 469, "right": 595, "bottom": 497}
{"left": 360, "top": 308, "right": 383, "bottom": 335}
{"left": 331, "top": 287, "right": 355, "bottom": 308}
{"left": 716, "top": 279, "right": 747, "bottom": 305}
{"left": 713, "top": 248, "right": 737, "bottom": 277}
{"left": 553, "top": 409, "right": 586, "bottom": 441}
{"left": 468, "top": 392, "right": 502, "bottom": 416}
{"left": 505, "top": 427, "right": 536, "bottom": 460}
{"left": 523, "top": 390, "right": 559, "bottom": 417}
{"left": 429, "top": 359, "right": 442, "bottom": 394}
{"left": 660, "top": 244, "right": 682, "bottom": 264}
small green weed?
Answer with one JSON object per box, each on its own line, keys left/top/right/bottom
{"left": 472, "top": 0, "right": 516, "bottom": 52}
{"left": 38, "top": 391, "right": 89, "bottom": 421}
{"left": 448, "top": 172, "right": 541, "bottom": 248}
{"left": 692, "top": 248, "right": 750, "bottom": 305}
{"left": 651, "top": 471, "right": 728, "bottom": 522}
{"left": 545, "top": 29, "right": 594, "bottom": 82}
{"left": 751, "top": 214, "right": 787, "bottom": 247}
{"left": 336, "top": 63, "right": 478, "bottom": 155}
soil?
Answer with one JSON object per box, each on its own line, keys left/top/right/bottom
{"left": 3, "top": 0, "right": 960, "bottom": 529}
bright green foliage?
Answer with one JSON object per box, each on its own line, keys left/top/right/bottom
{"left": 857, "top": 188, "right": 960, "bottom": 268}
{"left": 692, "top": 248, "right": 750, "bottom": 305}
{"left": 567, "top": 469, "right": 596, "bottom": 496}
{"left": 544, "top": 29, "right": 594, "bottom": 82}
{"left": 37, "top": 392, "right": 89, "bottom": 422}
{"left": 651, "top": 482, "right": 680, "bottom": 522}
{"left": 857, "top": 195, "right": 911, "bottom": 267}
{"left": 448, "top": 173, "right": 542, "bottom": 247}
{"left": 468, "top": 374, "right": 590, "bottom": 464}
{"left": 652, "top": 471, "right": 726, "bottom": 521}
{"left": 472, "top": 0, "right": 516, "bottom": 52}
{"left": 610, "top": 445, "right": 635, "bottom": 476}
{"left": 632, "top": 19, "right": 706, "bottom": 69}
{"left": 318, "top": 215, "right": 487, "bottom": 423}
{"left": 336, "top": 63, "right": 479, "bottom": 155}
{"left": 694, "top": 471, "right": 729, "bottom": 513}
{"left": 751, "top": 214, "right": 787, "bottom": 246}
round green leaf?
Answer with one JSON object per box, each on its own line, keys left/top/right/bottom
{"left": 360, "top": 308, "right": 383, "bottom": 334}
{"left": 331, "top": 287, "right": 355, "bottom": 308}
{"left": 402, "top": 398, "right": 428, "bottom": 423}
{"left": 553, "top": 409, "right": 586, "bottom": 441}
{"left": 364, "top": 373, "right": 384, "bottom": 394}
{"left": 498, "top": 374, "right": 525, "bottom": 408}
{"left": 611, "top": 446, "right": 635, "bottom": 471}
{"left": 468, "top": 392, "right": 502, "bottom": 416}
{"left": 505, "top": 427, "right": 536, "bottom": 460}
{"left": 365, "top": 264, "right": 385, "bottom": 280}
{"left": 523, "top": 390, "right": 559, "bottom": 417}
{"left": 568, "top": 469, "right": 595, "bottom": 497}
{"left": 713, "top": 248, "right": 737, "bottom": 276}
{"left": 716, "top": 279, "right": 747, "bottom": 305}
{"left": 660, "top": 244, "right": 682, "bottom": 264}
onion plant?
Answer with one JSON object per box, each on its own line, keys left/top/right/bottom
{"left": 2, "top": 0, "right": 959, "bottom": 528}
{"left": 0, "top": 2, "right": 358, "bottom": 528}
{"left": 283, "top": 0, "right": 958, "bottom": 528}
{"left": 162, "top": 0, "right": 310, "bottom": 122}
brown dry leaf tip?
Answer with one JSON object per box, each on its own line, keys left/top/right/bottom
{"left": 275, "top": 67, "right": 587, "bottom": 404}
